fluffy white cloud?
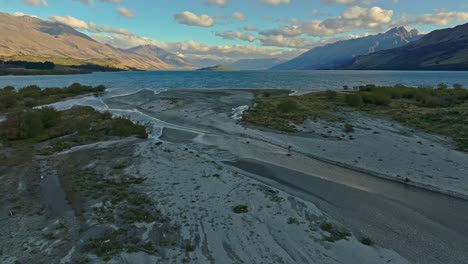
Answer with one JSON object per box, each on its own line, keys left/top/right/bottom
{"left": 260, "top": 25, "right": 303, "bottom": 37}
{"left": 174, "top": 11, "right": 215, "bottom": 27}
{"left": 88, "top": 22, "right": 134, "bottom": 36}
{"left": 260, "top": 35, "right": 317, "bottom": 49}
{"left": 72, "top": 0, "right": 122, "bottom": 4}
{"left": 321, "top": 0, "right": 356, "bottom": 5}
{"left": 411, "top": 12, "right": 468, "bottom": 25}
{"left": 101, "top": 0, "right": 121, "bottom": 3}
{"left": 92, "top": 32, "right": 300, "bottom": 62}
{"left": 244, "top": 25, "right": 259, "bottom": 32}
{"left": 215, "top": 30, "right": 256, "bottom": 42}
{"left": 48, "top": 15, "right": 89, "bottom": 29}
{"left": 259, "top": 0, "right": 290, "bottom": 6}
{"left": 12, "top": 12, "right": 38, "bottom": 18}
{"left": 261, "top": 6, "right": 394, "bottom": 38}
{"left": 118, "top": 7, "right": 135, "bottom": 19}
{"left": 205, "top": 0, "right": 227, "bottom": 7}
{"left": 91, "top": 33, "right": 161, "bottom": 49}
{"left": 23, "top": 0, "right": 48, "bottom": 7}
{"left": 232, "top": 12, "right": 246, "bottom": 22}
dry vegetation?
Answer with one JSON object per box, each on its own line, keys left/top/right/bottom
{"left": 244, "top": 84, "right": 468, "bottom": 151}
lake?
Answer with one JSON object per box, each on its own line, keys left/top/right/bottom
{"left": 0, "top": 70, "right": 467, "bottom": 96}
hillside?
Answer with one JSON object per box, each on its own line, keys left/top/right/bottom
{"left": 196, "top": 65, "right": 235, "bottom": 71}
{"left": 125, "top": 45, "right": 194, "bottom": 69}
{"left": 227, "top": 58, "right": 284, "bottom": 70}
{"left": 348, "top": 23, "right": 468, "bottom": 70}
{"left": 0, "top": 12, "right": 173, "bottom": 70}
{"left": 273, "top": 27, "right": 422, "bottom": 70}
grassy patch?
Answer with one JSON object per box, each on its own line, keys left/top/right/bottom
{"left": 1, "top": 106, "right": 147, "bottom": 153}
{"left": 244, "top": 91, "right": 342, "bottom": 132}
{"left": 0, "top": 83, "right": 105, "bottom": 113}
{"left": 60, "top": 160, "right": 168, "bottom": 260}
{"left": 360, "top": 237, "right": 374, "bottom": 246}
{"left": 244, "top": 85, "right": 468, "bottom": 151}
{"left": 320, "top": 222, "right": 351, "bottom": 242}
{"left": 287, "top": 217, "right": 300, "bottom": 225}
{"left": 232, "top": 205, "right": 249, "bottom": 214}
{"left": 344, "top": 123, "right": 354, "bottom": 133}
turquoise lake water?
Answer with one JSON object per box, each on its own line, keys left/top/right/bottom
{"left": 1, "top": 70, "right": 467, "bottom": 96}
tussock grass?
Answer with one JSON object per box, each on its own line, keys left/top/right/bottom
{"left": 244, "top": 84, "right": 468, "bottom": 151}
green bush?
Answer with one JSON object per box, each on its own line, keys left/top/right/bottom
{"left": 233, "top": 205, "right": 249, "bottom": 214}
{"left": 344, "top": 123, "right": 354, "bottom": 133}
{"left": 437, "top": 83, "right": 448, "bottom": 89}
{"left": 345, "top": 93, "right": 363, "bottom": 107}
{"left": 361, "top": 93, "right": 391, "bottom": 106}
{"left": 277, "top": 99, "right": 300, "bottom": 113}
{"left": 2, "top": 111, "right": 44, "bottom": 140}
{"left": 0, "top": 90, "right": 17, "bottom": 110}
{"left": 359, "top": 84, "right": 377, "bottom": 92}
{"left": 18, "top": 85, "right": 42, "bottom": 98}
{"left": 324, "top": 90, "right": 338, "bottom": 100}
{"left": 373, "top": 94, "right": 391, "bottom": 106}
{"left": 360, "top": 237, "right": 374, "bottom": 246}
{"left": 39, "top": 107, "right": 60, "bottom": 129}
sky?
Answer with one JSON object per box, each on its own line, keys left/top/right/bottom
{"left": 1, "top": 0, "right": 468, "bottom": 63}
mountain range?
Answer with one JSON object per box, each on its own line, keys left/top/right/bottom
{"left": 347, "top": 23, "right": 468, "bottom": 70}
{"left": 0, "top": 12, "right": 190, "bottom": 70}
{"left": 125, "top": 45, "right": 194, "bottom": 69}
{"left": 1, "top": 11, "right": 467, "bottom": 72}
{"left": 273, "top": 27, "right": 422, "bottom": 70}
{"left": 227, "top": 58, "right": 284, "bottom": 70}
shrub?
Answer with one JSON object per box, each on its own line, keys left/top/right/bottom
{"left": 362, "top": 93, "right": 391, "bottom": 106}
{"left": 2, "top": 86, "right": 15, "bottom": 92}
{"left": 453, "top": 83, "right": 463, "bottom": 90}
{"left": 185, "top": 244, "right": 195, "bottom": 252}
{"left": 324, "top": 90, "right": 338, "bottom": 100}
{"left": 18, "top": 85, "right": 41, "bottom": 98}
{"left": 320, "top": 222, "right": 333, "bottom": 232}
{"left": 287, "top": 217, "right": 300, "bottom": 225}
{"left": 345, "top": 93, "right": 363, "bottom": 107}
{"left": 277, "top": 99, "right": 299, "bottom": 113}
{"left": 360, "top": 237, "right": 374, "bottom": 246}
{"left": 421, "top": 96, "right": 446, "bottom": 108}
{"left": 0, "top": 90, "right": 17, "bottom": 110}
{"left": 343, "top": 85, "right": 349, "bottom": 90}
{"left": 233, "top": 205, "right": 249, "bottom": 214}
{"left": 359, "top": 84, "right": 377, "bottom": 92}
{"left": 2, "top": 111, "right": 44, "bottom": 140}
{"left": 437, "top": 83, "right": 448, "bottom": 89}
{"left": 39, "top": 107, "right": 60, "bottom": 129}
{"left": 344, "top": 123, "right": 354, "bottom": 133}
{"left": 372, "top": 94, "right": 391, "bottom": 106}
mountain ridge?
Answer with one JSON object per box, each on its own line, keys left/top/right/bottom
{"left": 272, "top": 27, "right": 422, "bottom": 70}
{"left": 125, "top": 45, "right": 194, "bottom": 69}
{"left": 0, "top": 12, "right": 182, "bottom": 70}
{"left": 347, "top": 23, "right": 468, "bottom": 70}
{"left": 227, "top": 58, "right": 284, "bottom": 70}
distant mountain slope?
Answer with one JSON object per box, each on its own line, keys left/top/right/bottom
{"left": 227, "top": 58, "right": 284, "bottom": 70}
{"left": 0, "top": 12, "right": 174, "bottom": 70}
{"left": 196, "top": 65, "right": 235, "bottom": 71}
{"left": 348, "top": 23, "right": 468, "bottom": 70}
{"left": 273, "top": 27, "right": 422, "bottom": 70}
{"left": 125, "top": 45, "right": 195, "bottom": 69}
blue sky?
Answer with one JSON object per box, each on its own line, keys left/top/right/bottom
{"left": 1, "top": 0, "right": 468, "bottom": 62}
